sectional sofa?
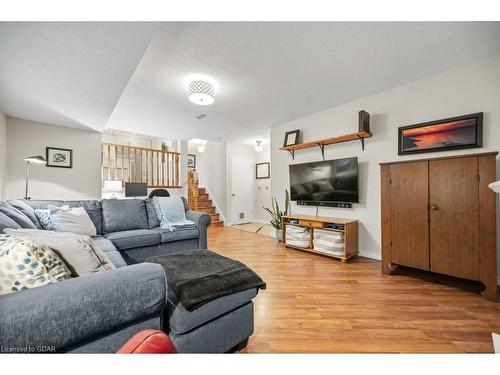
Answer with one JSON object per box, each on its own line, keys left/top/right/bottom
{"left": 0, "top": 198, "right": 258, "bottom": 353}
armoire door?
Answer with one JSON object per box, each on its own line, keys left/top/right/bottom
{"left": 389, "top": 161, "right": 430, "bottom": 270}
{"left": 429, "top": 157, "right": 480, "bottom": 280}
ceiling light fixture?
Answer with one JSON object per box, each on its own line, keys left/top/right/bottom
{"left": 254, "top": 140, "right": 263, "bottom": 152}
{"left": 188, "top": 80, "right": 215, "bottom": 106}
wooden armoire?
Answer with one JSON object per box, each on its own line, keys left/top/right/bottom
{"left": 380, "top": 152, "right": 498, "bottom": 301}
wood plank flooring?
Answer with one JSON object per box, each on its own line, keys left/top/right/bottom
{"left": 208, "top": 226, "right": 500, "bottom": 353}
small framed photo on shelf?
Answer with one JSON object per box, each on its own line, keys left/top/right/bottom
{"left": 46, "top": 147, "right": 73, "bottom": 168}
{"left": 187, "top": 154, "right": 196, "bottom": 169}
{"left": 283, "top": 129, "right": 301, "bottom": 147}
{"left": 256, "top": 162, "right": 270, "bottom": 179}
{"left": 398, "top": 112, "right": 483, "bottom": 155}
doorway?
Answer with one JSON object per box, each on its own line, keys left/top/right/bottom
{"left": 229, "top": 155, "right": 254, "bottom": 225}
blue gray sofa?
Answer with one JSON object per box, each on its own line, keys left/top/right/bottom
{"left": 0, "top": 198, "right": 257, "bottom": 353}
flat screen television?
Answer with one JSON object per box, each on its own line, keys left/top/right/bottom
{"left": 289, "top": 157, "right": 358, "bottom": 204}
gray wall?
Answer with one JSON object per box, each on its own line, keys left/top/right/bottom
{"left": 4, "top": 117, "right": 102, "bottom": 200}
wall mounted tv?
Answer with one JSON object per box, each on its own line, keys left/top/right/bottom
{"left": 289, "top": 157, "right": 358, "bottom": 206}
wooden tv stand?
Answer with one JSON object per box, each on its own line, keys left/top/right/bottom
{"left": 281, "top": 214, "right": 358, "bottom": 262}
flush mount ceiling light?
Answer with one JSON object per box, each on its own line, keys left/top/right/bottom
{"left": 254, "top": 140, "right": 263, "bottom": 152}
{"left": 188, "top": 80, "right": 215, "bottom": 106}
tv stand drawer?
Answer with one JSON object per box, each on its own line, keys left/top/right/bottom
{"left": 298, "top": 220, "right": 323, "bottom": 228}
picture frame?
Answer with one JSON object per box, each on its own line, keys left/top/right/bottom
{"left": 256, "top": 162, "right": 270, "bottom": 179}
{"left": 187, "top": 154, "right": 196, "bottom": 169}
{"left": 398, "top": 112, "right": 483, "bottom": 155}
{"left": 283, "top": 129, "right": 301, "bottom": 147}
{"left": 46, "top": 147, "right": 73, "bottom": 168}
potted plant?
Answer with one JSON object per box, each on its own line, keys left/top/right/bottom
{"left": 161, "top": 143, "right": 169, "bottom": 152}
{"left": 263, "top": 190, "right": 290, "bottom": 241}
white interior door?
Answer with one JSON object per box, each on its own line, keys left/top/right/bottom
{"left": 229, "top": 155, "right": 254, "bottom": 225}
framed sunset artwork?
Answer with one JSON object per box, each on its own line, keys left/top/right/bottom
{"left": 398, "top": 112, "right": 483, "bottom": 155}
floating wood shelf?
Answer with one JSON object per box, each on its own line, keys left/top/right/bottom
{"left": 279, "top": 130, "right": 372, "bottom": 159}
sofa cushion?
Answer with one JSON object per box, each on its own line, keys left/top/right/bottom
{"left": 145, "top": 198, "right": 161, "bottom": 229}
{"left": 21, "top": 200, "right": 103, "bottom": 235}
{"left": 93, "top": 236, "right": 127, "bottom": 268}
{"left": 151, "top": 225, "right": 199, "bottom": 243}
{"left": 0, "top": 212, "right": 22, "bottom": 232}
{"left": 7, "top": 200, "right": 42, "bottom": 229}
{"left": 104, "top": 229, "right": 161, "bottom": 250}
{"left": 102, "top": 199, "right": 148, "bottom": 234}
{"left": 166, "top": 288, "right": 258, "bottom": 335}
{"left": 0, "top": 203, "right": 37, "bottom": 229}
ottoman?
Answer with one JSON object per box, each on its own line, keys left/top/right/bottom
{"left": 147, "top": 250, "right": 264, "bottom": 353}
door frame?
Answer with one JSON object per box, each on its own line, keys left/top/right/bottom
{"left": 228, "top": 155, "right": 254, "bottom": 226}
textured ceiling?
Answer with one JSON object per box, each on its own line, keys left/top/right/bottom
{"left": 1, "top": 22, "right": 500, "bottom": 145}
{"left": 0, "top": 22, "right": 159, "bottom": 131}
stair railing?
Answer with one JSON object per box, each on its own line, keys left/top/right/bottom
{"left": 101, "top": 143, "right": 180, "bottom": 188}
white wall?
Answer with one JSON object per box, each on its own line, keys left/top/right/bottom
{"left": 4, "top": 117, "right": 102, "bottom": 200}
{"left": 271, "top": 55, "right": 500, "bottom": 277}
{"left": 189, "top": 141, "right": 227, "bottom": 220}
{"left": 0, "top": 111, "right": 6, "bottom": 198}
{"left": 254, "top": 145, "right": 272, "bottom": 223}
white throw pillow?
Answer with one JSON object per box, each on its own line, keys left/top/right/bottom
{"left": 0, "top": 235, "right": 71, "bottom": 295}
{"left": 48, "top": 205, "right": 97, "bottom": 236}
{"left": 4, "top": 229, "right": 114, "bottom": 277}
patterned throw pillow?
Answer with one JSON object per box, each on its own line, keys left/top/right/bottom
{"left": 34, "top": 209, "right": 55, "bottom": 230}
{"left": 0, "top": 235, "right": 72, "bottom": 295}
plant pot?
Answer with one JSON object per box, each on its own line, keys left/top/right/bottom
{"left": 275, "top": 229, "right": 282, "bottom": 242}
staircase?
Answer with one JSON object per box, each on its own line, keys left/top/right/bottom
{"left": 187, "top": 170, "right": 224, "bottom": 227}
{"left": 195, "top": 187, "right": 224, "bottom": 227}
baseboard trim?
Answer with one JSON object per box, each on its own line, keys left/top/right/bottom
{"left": 358, "top": 249, "right": 381, "bottom": 261}
{"left": 253, "top": 219, "right": 269, "bottom": 225}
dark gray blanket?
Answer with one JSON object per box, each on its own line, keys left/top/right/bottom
{"left": 147, "top": 250, "right": 266, "bottom": 311}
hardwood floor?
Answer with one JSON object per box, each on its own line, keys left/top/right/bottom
{"left": 208, "top": 226, "right": 500, "bottom": 353}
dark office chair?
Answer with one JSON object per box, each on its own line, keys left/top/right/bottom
{"left": 148, "top": 189, "right": 170, "bottom": 198}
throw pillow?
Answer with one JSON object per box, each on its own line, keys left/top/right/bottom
{"left": 4, "top": 229, "right": 114, "bottom": 277}
{"left": 7, "top": 200, "right": 43, "bottom": 229}
{"left": 0, "top": 202, "right": 37, "bottom": 229}
{"left": 48, "top": 205, "right": 97, "bottom": 236}
{"left": 34, "top": 209, "right": 55, "bottom": 230}
{"left": 0, "top": 235, "right": 70, "bottom": 295}
{"left": 152, "top": 197, "right": 194, "bottom": 232}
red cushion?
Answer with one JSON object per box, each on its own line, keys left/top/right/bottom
{"left": 117, "top": 330, "right": 177, "bottom": 354}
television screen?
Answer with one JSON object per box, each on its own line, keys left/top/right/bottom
{"left": 289, "top": 157, "right": 358, "bottom": 203}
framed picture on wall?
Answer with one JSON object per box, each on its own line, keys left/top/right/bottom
{"left": 187, "top": 154, "right": 196, "bottom": 169}
{"left": 256, "top": 162, "right": 270, "bottom": 179}
{"left": 283, "top": 129, "right": 301, "bottom": 147}
{"left": 398, "top": 112, "right": 483, "bottom": 155}
{"left": 46, "top": 147, "right": 73, "bottom": 168}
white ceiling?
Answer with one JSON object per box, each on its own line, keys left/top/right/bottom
{"left": 1, "top": 22, "right": 500, "bottom": 145}
{"left": 0, "top": 22, "right": 159, "bottom": 131}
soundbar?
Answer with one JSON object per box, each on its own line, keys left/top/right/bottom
{"left": 297, "top": 201, "right": 353, "bottom": 208}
